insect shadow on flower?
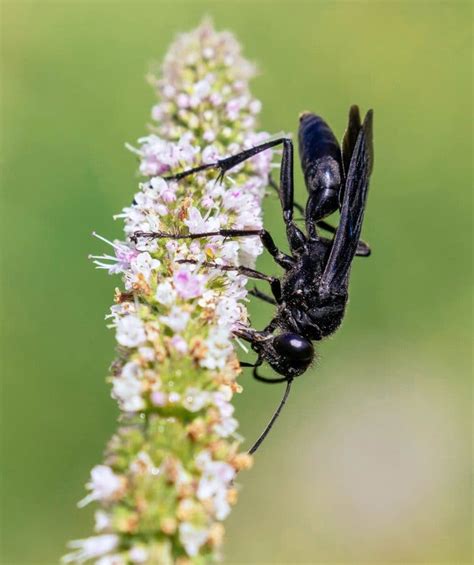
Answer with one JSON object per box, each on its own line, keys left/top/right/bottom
{"left": 132, "top": 105, "right": 374, "bottom": 454}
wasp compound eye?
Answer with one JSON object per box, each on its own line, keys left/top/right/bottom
{"left": 273, "top": 333, "right": 314, "bottom": 365}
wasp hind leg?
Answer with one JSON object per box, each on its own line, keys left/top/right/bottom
{"left": 131, "top": 226, "right": 294, "bottom": 270}
{"left": 249, "top": 287, "right": 278, "bottom": 305}
{"left": 173, "top": 259, "right": 282, "bottom": 302}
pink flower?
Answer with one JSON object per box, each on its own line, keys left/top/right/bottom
{"left": 177, "top": 93, "right": 190, "bottom": 108}
{"left": 90, "top": 233, "right": 140, "bottom": 275}
{"left": 173, "top": 268, "right": 205, "bottom": 299}
{"left": 151, "top": 103, "right": 165, "bottom": 121}
{"left": 161, "top": 188, "right": 176, "bottom": 204}
{"left": 201, "top": 145, "right": 221, "bottom": 164}
{"left": 201, "top": 195, "right": 215, "bottom": 209}
{"left": 209, "top": 92, "right": 223, "bottom": 106}
{"left": 78, "top": 466, "right": 123, "bottom": 508}
{"left": 170, "top": 335, "right": 188, "bottom": 354}
{"left": 115, "top": 245, "right": 139, "bottom": 268}
{"left": 151, "top": 391, "right": 167, "bottom": 407}
{"left": 203, "top": 129, "right": 216, "bottom": 143}
{"left": 149, "top": 177, "right": 177, "bottom": 203}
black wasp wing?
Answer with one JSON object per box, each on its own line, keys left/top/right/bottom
{"left": 319, "top": 110, "right": 374, "bottom": 296}
{"left": 342, "top": 105, "right": 361, "bottom": 177}
{"left": 342, "top": 105, "right": 374, "bottom": 178}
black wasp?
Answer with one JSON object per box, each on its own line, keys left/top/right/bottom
{"left": 132, "top": 105, "right": 374, "bottom": 454}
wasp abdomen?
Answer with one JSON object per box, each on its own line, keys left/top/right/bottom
{"left": 298, "top": 113, "right": 344, "bottom": 221}
{"left": 298, "top": 112, "right": 343, "bottom": 190}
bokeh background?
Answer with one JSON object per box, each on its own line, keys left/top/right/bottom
{"left": 1, "top": 1, "right": 472, "bottom": 563}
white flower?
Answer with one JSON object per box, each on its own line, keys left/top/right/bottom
{"left": 129, "top": 546, "right": 149, "bottom": 563}
{"left": 249, "top": 99, "right": 262, "bottom": 114}
{"left": 62, "top": 534, "right": 119, "bottom": 563}
{"left": 200, "top": 327, "right": 233, "bottom": 370}
{"left": 160, "top": 306, "right": 190, "bottom": 332}
{"left": 212, "top": 391, "right": 235, "bottom": 419}
{"left": 213, "top": 488, "right": 232, "bottom": 520}
{"left": 219, "top": 240, "right": 240, "bottom": 264}
{"left": 184, "top": 206, "right": 220, "bottom": 233}
{"left": 226, "top": 273, "right": 249, "bottom": 300}
{"left": 94, "top": 510, "right": 111, "bottom": 533}
{"left": 78, "top": 466, "right": 123, "bottom": 508}
{"left": 130, "top": 451, "right": 155, "bottom": 475}
{"left": 239, "top": 235, "right": 263, "bottom": 267}
{"left": 206, "top": 180, "right": 225, "bottom": 200}
{"left": 96, "top": 555, "right": 126, "bottom": 565}
{"left": 195, "top": 451, "right": 235, "bottom": 519}
{"left": 213, "top": 416, "right": 239, "bottom": 438}
{"left": 106, "top": 303, "right": 135, "bottom": 326}
{"left": 179, "top": 523, "right": 209, "bottom": 557}
{"left": 197, "top": 288, "right": 219, "bottom": 309}
{"left": 193, "top": 78, "right": 212, "bottom": 100}
{"left": 183, "top": 387, "right": 210, "bottom": 412}
{"left": 215, "top": 297, "right": 243, "bottom": 326}
{"left": 162, "top": 84, "right": 175, "bottom": 98}
{"left": 138, "top": 346, "right": 155, "bottom": 361}
{"left": 112, "top": 382, "right": 143, "bottom": 412}
{"left": 155, "top": 281, "right": 177, "bottom": 306}
{"left": 116, "top": 315, "right": 146, "bottom": 348}
{"left": 112, "top": 361, "right": 144, "bottom": 412}
{"left": 129, "top": 252, "right": 161, "bottom": 284}
{"left": 196, "top": 455, "right": 235, "bottom": 500}
{"left": 202, "top": 46, "right": 214, "bottom": 59}
{"left": 149, "top": 176, "right": 168, "bottom": 192}
{"left": 176, "top": 132, "right": 199, "bottom": 165}
{"left": 168, "top": 391, "right": 181, "bottom": 403}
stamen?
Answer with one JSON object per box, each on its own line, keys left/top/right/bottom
{"left": 124, "top": 142, "right": 142, "bottom": 156}
{"left": 92, "top": 231, "right": 121, "bottom": 250}
{"left": 89, "top": 254, "right": 119, "bottom": 261}
{"left": 234, "top": 337, "right": 249, "bottom": 353}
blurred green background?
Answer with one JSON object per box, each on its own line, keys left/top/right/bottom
{"left": 1, "top": 1, "right": 472, "bottom": 563}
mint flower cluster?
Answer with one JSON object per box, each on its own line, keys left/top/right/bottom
{"left": 64, "top": 21, "right": 273, "bottom": 565}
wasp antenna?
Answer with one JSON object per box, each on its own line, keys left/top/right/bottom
{"left": 248, "top": 378, "right": 293, "bottom": 455}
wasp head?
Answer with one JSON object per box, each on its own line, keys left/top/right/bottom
{"left": 255, "top": 332, "right": 314, "bottom": 378}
